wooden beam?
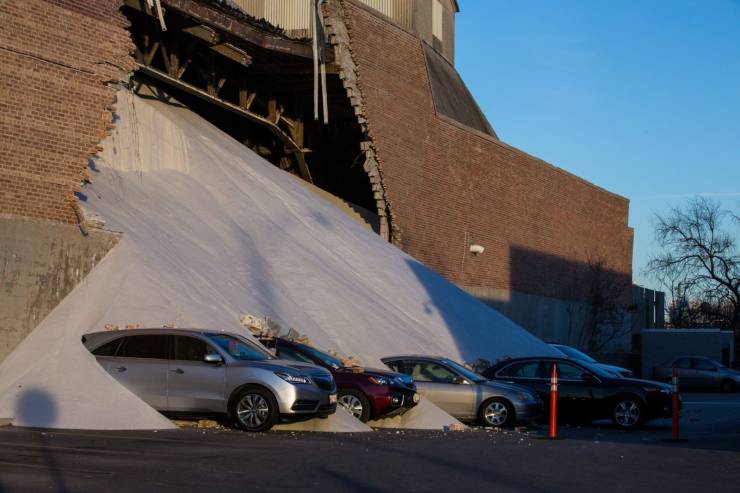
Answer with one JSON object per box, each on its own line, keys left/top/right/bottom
{"left": 137, "top": 64, "right": 313, "bottom": 183}
{"left": 124, "top": 0, "right": 163, "bottom": 18}
{"left": 144, "top": 41, "right": 161, "bottom": 66}
{"left": 182, "top": 24, "right": 219, "bottom": 44}
{"left": 211, "top": 43, "right": 252, "bottom": 67}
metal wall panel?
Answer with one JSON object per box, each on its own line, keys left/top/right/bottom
{"left": 231, "top": 0, "right": 312, "bottom": 38}
{"left": 358, "top": 0, "right": 413, "bottom": 30}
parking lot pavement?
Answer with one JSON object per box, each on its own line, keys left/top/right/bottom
{"left": 532, "top": 391, "right": 740, "bottom": 451}
{"left": 0, "top": 394, "right": 737, "bottom": 493}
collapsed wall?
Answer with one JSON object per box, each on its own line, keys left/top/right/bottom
{"left": 0, "top": 0, "right": 135, "bottom": 360}
{"left": 0, "top": 89, "right": 556, "bottom": 429}
{"left": 339, "top": 0, "right": 635, "bottom": 345}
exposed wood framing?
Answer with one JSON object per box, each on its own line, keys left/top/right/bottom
{"left": 138, "top": 64, "right": 313, "bottom": 182}
{"left": 323, "top": 0, "right": 398, "bottom": 243}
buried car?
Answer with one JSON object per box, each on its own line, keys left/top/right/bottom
{"left": 382, "top": 355, "right": 542, "bottom": 427}
{"left": 260, "top": 337, "right": 419, "bottom": 422}
{"left": 483, "top": 356, "right": 674, "bottom": 429}
{"left": 82, "top": 329, "right": 337, "bottom": 432}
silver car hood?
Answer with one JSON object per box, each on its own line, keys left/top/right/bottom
{"left": 229, "top": 359, "right": 331, "bottom": 377}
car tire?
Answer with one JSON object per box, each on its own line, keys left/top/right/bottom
{"left": 338, "top": 389, "right": 371, "bottom": 422}
{"left": 478, "top": 397, "right": 515, "bottom": 428}
{"left": 721, "top": 379, "right": 736, "bottom": 393}
{"left": 230, "top": 386, "right": 279, "bottom": 432}
{"left": 612, "top": 395, "right": 645, "bottom": 430}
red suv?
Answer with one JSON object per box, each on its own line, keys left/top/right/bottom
{"left": 261, "top": 338, "right": 419, "bottom": 422}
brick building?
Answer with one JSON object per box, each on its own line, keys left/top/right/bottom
{"left": 0, "top": 0, "right": 633, "bottom": 361}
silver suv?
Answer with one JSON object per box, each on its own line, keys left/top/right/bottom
{"left": 82, "top": 329, "right": 337, "bottom": 431}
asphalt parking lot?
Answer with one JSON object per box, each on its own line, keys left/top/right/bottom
{"left": 0, "top": 392, "right": 738, "bottom": 493}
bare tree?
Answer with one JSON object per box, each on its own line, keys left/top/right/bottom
{"left": 578, "top": 256, "right": 633, "bottom": 353}
{"left": 647, "top": 198, "right": 740, "bottom": 342}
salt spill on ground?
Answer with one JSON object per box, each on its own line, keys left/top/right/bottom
{"left": 0, "top": 90, "right": 556, "bottom": 430}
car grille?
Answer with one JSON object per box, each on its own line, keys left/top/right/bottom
{"left": 291, "top": 400, "right": 318, "bottom": 411}
{"left": 313, "top": 375, "right": 335, "bottom": 392}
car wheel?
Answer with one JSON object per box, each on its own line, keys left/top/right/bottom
{"left": 338, "top": 390, "right": 371, "bottom": 422}
{"left": 612, "top": 396, "right": 645, "bottom": 429}
{"left": 231, "top": 386, "right": 279, "bottom": 432}
{"left": 721, "top": 379, "right": 736, "bottom": 393}
{"left": 478, "top": 398, "right": 515, "bottom": 428}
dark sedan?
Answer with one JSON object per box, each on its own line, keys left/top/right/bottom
{"left": 483, "top": 357, "right": 674, "bottom": 429}
{"left": 261, "top": 338, "right": 419, "bottom": 422}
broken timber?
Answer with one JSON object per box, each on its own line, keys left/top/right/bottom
{"left": 138, "top": 64, "right": 313, "bottom": 183}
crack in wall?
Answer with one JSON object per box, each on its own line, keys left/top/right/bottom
{"left": 324, "top": 0, "right": 399, "bottom": 244}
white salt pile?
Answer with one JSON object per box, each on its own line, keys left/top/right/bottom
{"left": 0, "top": 89, "right": 555, "bottom": 429}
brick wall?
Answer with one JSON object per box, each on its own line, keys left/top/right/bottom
{"left": 0, "top": 0, "right": 135, "bottom": 223}
{"left": 342, "top": 0, "right": 634, "bottom": 303}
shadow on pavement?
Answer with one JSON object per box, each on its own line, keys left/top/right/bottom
{"left": 15, "top": 388, "right": 69, "bottom": 492}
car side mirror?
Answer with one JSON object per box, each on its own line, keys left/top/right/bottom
{"left": 452, "top": 376, "right": 468, "bottom": 385}
{"left": 581, "top": 372, "right": 597, "bottom": 383}
{"left": 204, "top": 353, "right": 223, "bottom": 364}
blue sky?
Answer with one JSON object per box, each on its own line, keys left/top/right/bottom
{"left": 454, "top": 0, "right": 740, "bottom": 289}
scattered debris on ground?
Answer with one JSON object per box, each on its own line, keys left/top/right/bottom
{"left": 171, "top": 419, "right": 228, "bottom": 430}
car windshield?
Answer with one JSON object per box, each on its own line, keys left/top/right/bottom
{"left": 208, "top": 333, "right": 273, "bottom": 361}
{"left": 577, "top": 360, "right": 615, "bottom": 379}
{"left": 554, "top": 344, "right": 596, "bottom": 363}
{"left": 296, "top": 344, "right": 344, "bottom": 370}
{"left": 442, "top": 359, "right": 486, "bottom": 383}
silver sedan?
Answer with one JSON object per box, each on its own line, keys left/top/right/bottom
{"left": 382, "top": 355, "right": 542, "bottom": 427}
{"left": 654, "top": 356, "right": 740, "bottom": 392}
{"left": 83, "top": 328, "right": 337, "bottom": 432}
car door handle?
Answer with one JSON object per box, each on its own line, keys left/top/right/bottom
{"left": 169, "top": 368, "right": 184, "bottom": 374}
{"left": 115, "top": 366, "right": 126, "bottom": 372}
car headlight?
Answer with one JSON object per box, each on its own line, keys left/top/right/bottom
{"left": 275, "top": 371, "right": 312, "bottom": 385}
{"left": 368, "top": 376, "right": 391, "bottom": 385}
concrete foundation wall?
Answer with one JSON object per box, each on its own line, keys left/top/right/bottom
{"left": 0, "top": 216, "right": 119, "bottom": 361}
{"left": 463, "top": 285, "right": 632, "bottom": 355}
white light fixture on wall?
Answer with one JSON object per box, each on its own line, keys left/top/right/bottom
{"left": 469, "top": 244, "right": 485, "bottom": 255}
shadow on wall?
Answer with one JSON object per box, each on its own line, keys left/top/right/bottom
{"left": 403, "top": 258, "right": 549, "bottom": 363}
{"left": 469, "top": 246, "right": 632, "bottom": 352}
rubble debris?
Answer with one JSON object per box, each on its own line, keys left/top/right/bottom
{"left": 341, "top": 356, "right": 362, "bottom": 368}
{"left": 240, "top": 314, "right": 280, "bottom": 339}
{"left": 171, "top": 419, "right": 224, "bottom": 430}
{"left": 443, "top": 423, "right": 466, "bottom": 432}
{"left": 125, "top": 323, "right": 141, "bottom": 330}
{"left": 104, "top": 324, "right": 119, "bottom": 331}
